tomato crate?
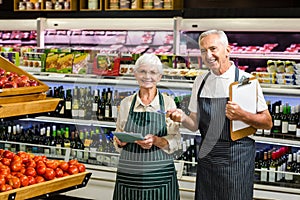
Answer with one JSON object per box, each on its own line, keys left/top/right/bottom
{"left": 0, "top": 55, "right": 49, "bottom": 98}
{"left": 0, "top": 172, "right": 91, "bottom": 200}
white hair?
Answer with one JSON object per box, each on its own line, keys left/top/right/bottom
{"left": 198, "top": 29, "right": 229, "bottom": 47}
{"left": 134, "top": 53, "right": 163, "bottom": 74}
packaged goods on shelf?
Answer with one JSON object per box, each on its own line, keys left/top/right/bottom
{"left": 22, "top": 52, "right": 46, "bottom": 72}
{"left": 93, "top": 53, "right": 120, "bottom": 76}
{"left": 0, "top": 52, "right": 20, "bottom": 66}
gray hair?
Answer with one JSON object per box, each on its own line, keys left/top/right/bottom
{"left": 198, "top": 30, "right": 229, "bottom": 48}
{"left": 134, "top": 53, "right": 163, "bottom": 74}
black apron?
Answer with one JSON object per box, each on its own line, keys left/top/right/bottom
{"left": 195, "top": 68, "right": 255, "bottom": 200}
{"left": 113, "top": 92, "right": 180, "bottom": 200}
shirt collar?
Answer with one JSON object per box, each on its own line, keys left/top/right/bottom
{"left": 210, "top": 61, "right": 235, "bottom": 79}
{"left": 134, "top": 90, "right": 160, "bottom": 110}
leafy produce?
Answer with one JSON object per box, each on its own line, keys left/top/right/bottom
{"left": 0, "top": 149, "right": 86, "bottom": 192}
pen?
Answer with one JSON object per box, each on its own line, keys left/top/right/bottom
{"left": 156, "top": 110, "right": 167, "bottom": 114}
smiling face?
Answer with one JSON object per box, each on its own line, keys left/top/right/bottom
{"left": 134, "top": 64, "right": 162, "bottom": 90}
{"left": 199, "top": 33, "right": 231, "bottom": 75}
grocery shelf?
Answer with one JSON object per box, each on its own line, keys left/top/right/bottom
{"left": 251, "top": 135, "right": 300, "bottom": 148}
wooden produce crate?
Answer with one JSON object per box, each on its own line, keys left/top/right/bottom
{"left": 0, "top": 172, "right": 91, "bottom": 200}
{"left": 0, "top": 97, "right": 60, "bottom": 118}
{"left": 0, "top": 55, "right": 49, "bottom": 96}
{"left": 0, "top": 55, "right": 49, "bottom": 98}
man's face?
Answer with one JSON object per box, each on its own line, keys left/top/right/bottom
{"left": 199, "top": 34, "right": 231, "bottom": 74}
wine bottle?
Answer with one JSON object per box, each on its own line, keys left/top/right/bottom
{"left": 64, "top": 127, "right": 71, "bottom": 148}
{"left": 97, "top": 89, "right": 106, "bottom": 121}
{"left": 272, "top": 105, "right": 281, "bottom": 135}
{"left": 285, "top": 153, "right": 294, "bottom": 183}
{"left": 72, "top": 86, "right": 79, "bottom": 119}
{"left": 269, "top": 151, "right": 278, "bottom": 183}
{"left": 92, "top": 89, "right": 99, "bottom": 120}
{"left": 288, "top": 106, "right": 297, "bottom": 135}
{"left": 64, "top": 89, "right": 72, "bottom": 118}
{"left": 281, "top": 104, "right": 289, "bottom": 135}
{"left": 78, "top": 88, "right": 86, "bottom": 119}
{"left": 85, "top": 86, "right": 93, "bottom": 120}
{"left": 50, "top": 125, "right": 57, "bottom": 155}
{"left": 260, "top": 151, "right": 269, "bottom": 182}
{"left": 44, "top": 126, "right": 51, "bottom": 155}
{"left": 105, "top": 88, "right": 112, "bottom": 120}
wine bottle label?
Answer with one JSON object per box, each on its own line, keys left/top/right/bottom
{"left": 269, "top": 167, "right": 276, "bottom": 182}
{"left": 297, "top": 128, "right": 300, "bottom": 137}
{"left": 90, "top": 147, "right": 97, "bottom": 158}
{"left": 66, "top": 101, "right": 71, "bottom": 110}
{"left": 288, "top": 124, "right": 297, "bottom": 132}
{"left": 274, "top": 119, "right": 281, "bottom": 126}
{"left": 260, "top": 168, "right": 268, "bottom": 182}
{"left": 92, "top": 103, "right": 98, "bottom": 112}
{"left": 282, "top": 121, "right": 288, "bottom": 133}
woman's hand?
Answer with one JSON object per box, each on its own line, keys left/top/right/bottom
{"left": 135, "top": 134, "right": 156, "bottom": 149}
{"left": 114, "top": 136, "right": 127, "bottom": 147}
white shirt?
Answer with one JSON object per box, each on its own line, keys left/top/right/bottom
{"left": 115, "top": 90, "right": 181, "bottom": 154}
{"left": 189, "top": 62, "right": 268, "bottom": 113}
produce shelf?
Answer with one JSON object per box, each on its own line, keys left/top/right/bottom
{"left": 0, "top": 172, "right": 92, "bottom": 200}
{"left": 0, "top": 97, "right": 60, "bottom": 118}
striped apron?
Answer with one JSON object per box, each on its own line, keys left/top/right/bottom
{"left": 195, "top": 67, "right": 255, "bottom": 200}
{"left": 113, "top": 92, "right": 180, "bottom": 200}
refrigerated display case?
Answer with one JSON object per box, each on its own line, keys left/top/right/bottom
{"left": 0, "top": 17, "right": 300, "bottom": 199}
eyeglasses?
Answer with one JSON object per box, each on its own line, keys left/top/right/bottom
{"left": 136, "top": 70, "right": 160, "bottom": 76}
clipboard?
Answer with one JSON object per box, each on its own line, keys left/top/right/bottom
{"left": 229, "top": 76, "right": 257, "bottom": 141}
{"left": 113, "top": 132, "right": 145, "bottom": 143}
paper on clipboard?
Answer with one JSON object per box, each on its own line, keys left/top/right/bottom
{"left": 229, "top": 76, "right": 257, "bottom": 141}
{"left": 113, "top": 132, "right": 144, "bottom": 143}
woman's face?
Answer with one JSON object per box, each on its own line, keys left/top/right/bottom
{"left": 134, "top": 65, "right": 162, "bottom": 89}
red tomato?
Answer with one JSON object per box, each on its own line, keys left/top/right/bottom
{"left": 37, "top": 164, "right": 46, "bottom": 175}
{"left": 20, "top": 167, "right": 26, "bottom": 174}
{"left": 8, "top": 176, "right": 21, "bottom": 189}
{"left": 68, "top": 159, "right": 79, "bottom": 166}
{"left": 12, "top": 155, "right": 22, "bottom": 163}
{"left": 26, "top": 159, "right": 36, "bottom": 168}
{"left": 25, "top": 167, "right": 36, "bottom": 177}
{"left": 35, "top": 176, "right": 45, "bottom": 183}
{"left": 10, "top": 161, "right": 22, "bottom": 172}
{"left": 63, "top": 172, "right": 70, "bottom": 177}
{"left": 19, "top": 175, "right": 29, "bottom": 187}
{"left": 76, "top": 163, "right": 86, "bottom": 173}
{"left": 46, "top": 160, "right": 59, "bottom": 170}
{"left": 44, "top": 168, "right": 56, "bottom": 180}
{"left": 1, "top": 158, "right": 11, "bottom": 166}
{"left": 55, "top": 168, "right": 64, "bottom": 178}
{"left": 27, "top": 176, "right": 36, "bottom": 185}
{"left": 3, "top": 150, "right": 14, "bottom": 159}
{"left": 33, "top": 155, "right": 47, "bottom": 163}
{"left": 68, "top": 165, "right": 79, "bottom": 175}
{"left": 0, "top": 175, "right": 5, "bottom": 185}
{"left": 5, "top": 184, "right": 13, "bottom": 191}
{"left": 0, "top": 184, "right": 7, "bottom": 192}
{"left": 0, "top": 166, "right": 10, "bottom": 176}
{"left": 59, "top": 161, "right": 69, "bottom": 172}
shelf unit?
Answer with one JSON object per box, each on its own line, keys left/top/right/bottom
{"left": 14, "top": 0, "right": 77, "bottom": 11}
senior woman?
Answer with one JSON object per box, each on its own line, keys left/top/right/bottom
{"left": 113, "top": 53, "right": 181, "bottom": 200}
